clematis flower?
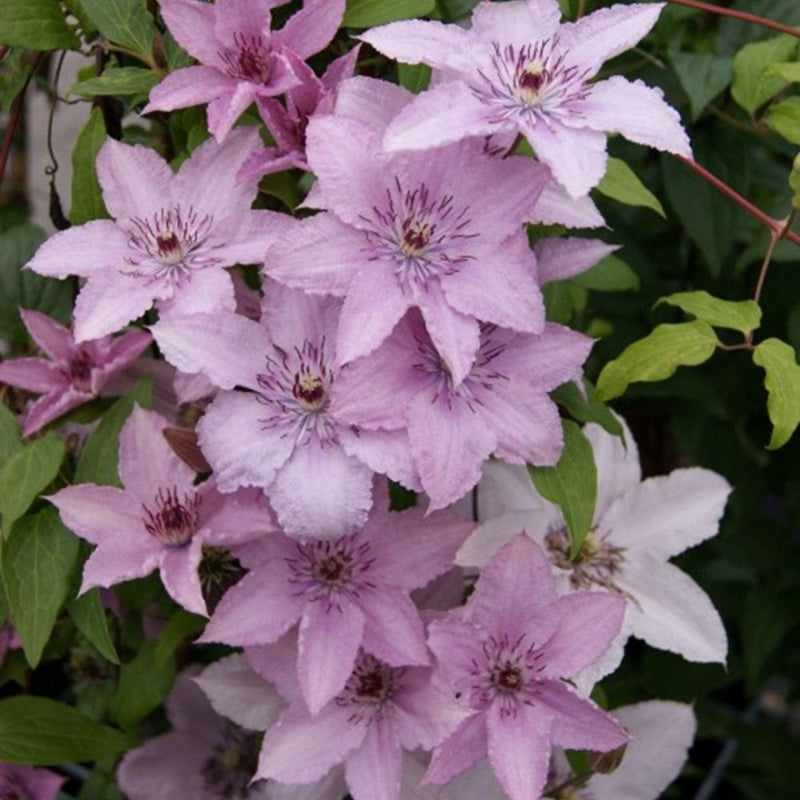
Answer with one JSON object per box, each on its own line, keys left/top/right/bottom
{"left": 360, "top": 0, "right": 691, "bottom": 197}
{"left": 265, "top": 77, "right": 550, "bottom": 382}
{"left": 457, "top": 416, "right": 730, "bottom": 680}
{"left": 201, "top": 480, "right": 472, "bottom": 714}
{"left": 144, "top": 0, "right": 345, "bottom": 142}
{"left": 26, "top": 128, "right": 289, "bottom": 342}
{"left": 152, "top": 279, "right": 419, "bottom": 539}
{"left": 49, "top": 406, "right": 276, "bottom": 616}
{"left": 0, "top": 763, "right": 64, "bottom": 800}
{"left": 424, "top": 535, "right": 627, "bottom": 800}
{"left": 0, "top": 309, "right": 151, "bottom": 436}
{"left": 330, "top": 308, "right": 592, "bottom": 510}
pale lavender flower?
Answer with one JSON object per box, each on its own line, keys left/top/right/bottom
{"left": 265, "top": 77, "right": 550, "bottom": 382}
{"left": 0, "top": 764, "right": 64, "bottom": 800}
{"left": 49, "top": 406, "right": 276, "bottom": 616}
{"left": 361, "top": 0, "right": 691, "bottom": 197}
{"left": 27, "top": 129, "right": 289, "bottom": 341}
{"left": 458, "top": 416, "right": 730, "bottom": 683}
{"left": 0, "top": 309, "right": 151, "bottom": 436}
{"left": 145, "top": 0, "right": 345, "bottom": 142}
{"left": 201, "top": 480, "right": 472, "bottom": 714}
{"left": 152, "top": 280, "right": 419, "bottom": 539}
{"left": 330, "top": 309, "right": 592, "bottom": 510}
{"left": 424, "top": 535, "right": 627, "bottom": 800}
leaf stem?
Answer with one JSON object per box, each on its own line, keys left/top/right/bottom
{"left": 666, "top": 0, "right": 800, "bottom": 38}
{"left": 753, "top": 208, "right": 798, "bottom": 306}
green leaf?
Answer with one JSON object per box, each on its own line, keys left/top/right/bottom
{"left": 437, "top": 0, "right": 479, "bottom": 21}
{"left": 344, "top": 0, "right": 435, "bottom": 27}
{"left": 0, "top": 432, "right": 65, "bottom": 536}
{"left": 0, "top": 404, "right": 22, "bottom": 467}
{"left": 68, "top": 589, "right": 120, "bottom": 665}
{"left": 79, "top": 0, "right": 157, "bottom": 59}
{"left": 71, "top": 66, "right": 159, "bottom": 98}
{"left": 596, "top": 321, "right": 719, "bottom": 402}
{"left": 74, "top": 378, "right": 153, "bottom": 486}
{"left": 2, "top": 508, "right": 80, "bottom": 667}
{"left": 731, "top": 35, "right": 798, "bottom": 114}
{"left": 752, "top": 338, "right": 800, "bottom": 449}
{"left": 70, "top": 106, "right": 108, "bottom": 224}
{"left": 594, "top": 157, "right": 665, "bottom": 218}
{"left": 659, "top": 290, "right": 762, "bottom": 334}
{"left": 571, "top": 255, "right": 640, "bottom": 293}
{"left": 153, "top": 609, "right": 205, "bottom": 666}
{"left": 550, "top": 380, "right": 624, "bottom": 438}
{"left": 768, "top": 61, "right": 800, "bottom": 84}
{"left": 0, "top": 0, "right": 80, "bottom": 50}
{"left": 669, "top": 51, "right": 733, "bottom": 121}
{"left": 110, "top": 640, "right": 176, "bottom": 728}
{"left": 398, "top": 63, "right": 431, "bottom": 94}
{"left": 0, "top": 696, "right": 132, "bottom": 763}
{"left": 529, "top": 420, "right": 597, "bottom": 559}
{"left": 0, "top": 223, "right": 73, "bottom": 346}
{"left": 765, "top": 97, "right": 800, "bottom": 145}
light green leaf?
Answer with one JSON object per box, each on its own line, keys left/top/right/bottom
{"left": 0, "top": 0, "right": 80, "bottom": 50}
{"left": 71, "top": 106, "right": 108, "bottom": 224}
{"left": 398, "top": 63, "right": 431, "bottom": 94}
{"left": 71, "top": 66, "right": 159, "bottom": 98}
{"left": 79, "top": 0, "right": 157, "bottom": 59}
{"left": 768, "top": 61, "right": 800, "bottom": 83}
{"left": 0, "top": 223, "right": 73, "bottom": 346}
{"left": 110, "top": 640, "right": 175, "bottom": 728}
{"left": 669, "top": 50, "right": 733, "bottom": 121}
{"left": 74, "top": 378, "right": 153, "bottom": 486}
{"left": 659, "top": 290, "right": 762, "bottom": 334}
{"left": 596, "top": 321, "right": 719, "bottom": 401}
{"left": 731, "top": 34, "right": 798, "bottom": 114}
{"left": 529, "top": 420, "right": 597, "bottom": 558}
{"left": 550, "top": 380, "right": 624, "bottom": 438}
{"left": 765, "top": 97, "right": 800, "bottom": 145}
{"left": 0, "top": 432, "right": 65, "bottom": 536}
{"left": 752, "top": 337, "right": 800, "bottom": 449}
{"left": 67, "top": 589, "right": 120, "bottom": 665}
{"left": 0, "top": 404, "right": 22, "bottom": 467}
{"left": 0, "top": 696, "right": 132, "bottom": 763}
{"left": 595, "top": 157, "right": 665, "bottom": 218}
{"left": 344, "top": 0, "right": 435, "bottom": 27}
{"left": 2, "top": 508, "right": 80, "bottom": 667}
{"left": 571, "top": 255, "right": 640, "bottom": 293}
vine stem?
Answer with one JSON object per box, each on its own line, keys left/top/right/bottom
{"left": 753, "top": 207, "right": 798, "bottom": 306}
{"left": 677, "top": 156, "right": 800, "bottom": 246}
{"left": 666, "top": 0, "right": 800, "bottom": 38}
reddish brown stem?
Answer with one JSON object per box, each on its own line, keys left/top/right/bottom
{"left": 0, "top": 90, "right": 25, "bottom": 189}
{"left": 666, "top": 0, "right": 800, "bottom": 38}
{"left": 678, "top": 155, "right": 800, "bottom": 246}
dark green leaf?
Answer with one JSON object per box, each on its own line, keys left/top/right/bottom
{"left": 79, "top": 0, "right": 157, "bottom": 59}
{"left": 344, "top": 0, "right": 435, "bottom": 27}
{"left": 0, "top": 404, "right": 22, "bottom": 467}
{"left": 71, "top": 66, "right": 159, "bottom": 98}
{"left": 153, "top": 609, "right": 205, "bottom": 666}
{"left": 529, "top": 420, "right": 597, "bottom": 558}
{"left": 74, "top": 377, "right": 153, "bottom": 486}
{"left": 669, "top": 50, "right": 733, "bottom": 121}
{"left": 0, "top": 696, "right": 132, "bottom": 763}
{"left": 68, "top": 589, "right": 120, "bottom": 665}
{"left": 571, "top": 255, "right": 640, "bottom": 293}
{"left": 596, "top": 321, "right": 719, "bottom": 402}
{"left": 0, "top": 0, "right": 80, "bottom": 50}
{"left": 398, "top": 63, "right": 431, "bottom": 94}
{"left": 752, "top": 337, "right": 800, "bottom": 449}
{"left": 595, "top": 157, "right": 665, "bottom": 218}
{"left": 0, "top": 432, "right": 65, "bottom": 536}
{"left": 110, "top": 640, "right": 175, "bottom": 728}
{"left": 731, "top": 35, "right": 798, "bottom": 114}
{"left": 70, "top": 106, "right": 109, "bottom": 224}
{"left": 437, "top": 0, "right": 479, "bottom": 21}
{"left": 2, "top": 508, "right": 80, "bottom": 667}
{"left": 550, "top": 380, "right": 624, "bottom": 437}
{"left": 659, "top": 290, "right": 762, "bottom": 334}
{"left": 0, "top": 223, "right": 73, "bottom": 346}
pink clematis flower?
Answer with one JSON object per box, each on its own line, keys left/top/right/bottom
{"left": 424, "top": 535, "right": 627, "bottom": 800}
{"left": 144, "top": 0, "right": 345, "bottom": 142}
{"left": 26, "top": 128, "right": 289, "bottom": 342}
{"left": 0, "top": 763, "right": 64, "bottom": 800}
{"left": 201, "top": 480, "right": 472, "bottom": 714}
{"left": 49, "top": 406, "right": 276, "bottom": 616}
{"left": 0, "top": 309, "right": 151, "bottom": 436}
{"left": 265, "top": 77, "right": 550, "bottom": 382}
{"left": 361, "top": 0, "right": 691, "bottom": 197}
{"left": 330, "top": 308, "right": 592, "bottom": 510}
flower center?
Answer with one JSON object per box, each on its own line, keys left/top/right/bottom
{"left": 223, "top": 33, "right": 271, "bottom": 83}
{"left": 142, "top": 486, "right": 200, "bottom": 547}
{"left": 544, "top": 527, "right": 627, "bottom": 593}
{"left": 491, "top": 662, "right": 524, "bottom": 693}
{"left": 314, "top": 554, "right": 350, "bottom": 584}
{"left": 293, "top": 371, "right": 326, "bottom": 410}
{"left": 201, "top": 723, "right": 262, "bottom": 799}
{"left": 517, "top": 61, "right": 547, "bottom": 105}
{"left": 155, "top": 230, "right": 183, "bottom": 264}
{"left": 67, "top": 348, "right": 94, "bottom": 392}
{"left": 400, "top": 220, "right": 434, "bottom": 257}
{"left": 336, "top": 652, "right": 402, "bottom": 724}
{"left": 354, "top": 661, "right": 394, "bottom": 703}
